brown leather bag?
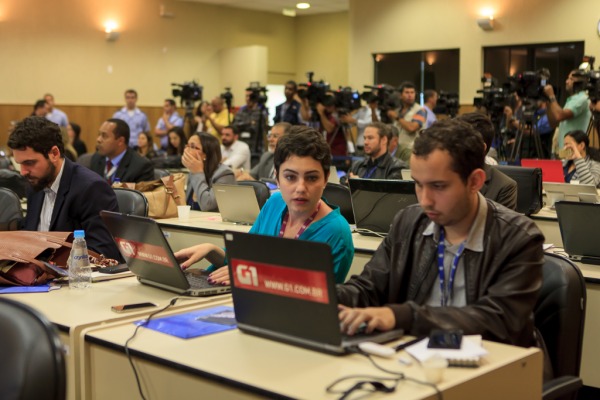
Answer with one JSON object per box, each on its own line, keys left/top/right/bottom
{"left": 115, "top": 173, "right": 186, "bottom": 219}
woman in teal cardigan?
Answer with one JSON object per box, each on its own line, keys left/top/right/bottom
{"left": 175, "top": 126, "right": 354, "bottom": 284}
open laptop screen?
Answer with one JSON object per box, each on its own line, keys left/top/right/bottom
{"left": 521, "top": 159, "right": 564, "bottom": 183}
{"left": 555, "top": 201, "right": 600, "bottom": 261}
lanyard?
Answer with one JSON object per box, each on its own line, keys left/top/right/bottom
{"left": 437, "top": 228, "right": 466, "bottom": 307}
{"left": 363, "top": 164, "right": 378, "bottom": 179}
{"left": 279, "top": 201, "right": 321, "bottom": 239}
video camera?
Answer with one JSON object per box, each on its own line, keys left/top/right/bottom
{"left": 246, "top": 82, "right": 268, "bottom": 105}
{"left": 505, "top": 69, "right": 550, "bottom": 100}
{"left": 473, "top": 86, "right": 510, "bottom": 122}
{"left": 171, "top": 81, "right": 203, "bottom": 103}
{"left": 220, "top": 87, "right": 233, "bottom": 109}
{"left": 297, "top": 71, "right": 330, "bottom": 107}
{"left": 585, "top": 70, "right": 600, "bottom": 103}
{"left": 434, "top": 91, "right": 459, "bottom": 117}
{"left": 334, "top": 87, "right": 361, "bottom": 115}
{"left": 362, "top": 84, "right": 398, "bottom": 123}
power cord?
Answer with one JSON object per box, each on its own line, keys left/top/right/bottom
{"left": 353, "top": 228, "right": 387, "bottom": 238}
{"left": 124, "top": 296, "right": 183, "bottom": 400}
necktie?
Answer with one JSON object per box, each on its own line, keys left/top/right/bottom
{"left": 105, "top": 160, "right": 113, "bottom": 182}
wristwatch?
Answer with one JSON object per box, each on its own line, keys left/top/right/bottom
{"left": 548, "top": 96, "right": 557, "bottom": 103}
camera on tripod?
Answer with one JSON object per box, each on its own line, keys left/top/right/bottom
{"left": 362, "top": 84, "right": 398, "bottom": 123}
{"left": 246, "top": 82, "right": 268, "bottom": 105}
{"left": 434, "top": 91, "right": 459, "bottom": 117}
{"left": 505, "top": 70, "right": 550, "bottom": 100}
{"left": 334, "top": 87, "right": 361, "bottom": 115}
{"left": 473, "top": 86, "right": 510, "bottom": 122}
{"left": 586, "top": 71, "right": 600, "bottom": 103}
{"left": 171, "top": 81, "right": 203, "bottom": 103}
{"left": 220, "top": 87, "right": 233, "bottom": 109}
{"left": 297, "top": 71, "right": 330, "bottom": 107}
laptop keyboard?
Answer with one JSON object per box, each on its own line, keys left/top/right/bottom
{"left": 184, "top": 271, "right": 215, "bottom": 289}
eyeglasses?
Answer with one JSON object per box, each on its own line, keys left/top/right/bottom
{"left": 267, "top": 133, "right": 281, "bottom": 139}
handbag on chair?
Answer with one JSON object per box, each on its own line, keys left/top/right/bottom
{"left": 114, "top": 173, "right": 186, "bottom": 219}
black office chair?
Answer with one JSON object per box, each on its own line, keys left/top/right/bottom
{"left": 153, "top": 168, "right": 170, "bottom": 180}
{"left": 0, "top": 187, "right": 23, "bottom": 231}
{"left": 238, "top": 180, "right": 271, "bottom": 209}
{"left": 323, "top": 182, "right": 354, "bottom": 224}
{"left": 0, "top": 169, "right": 27, "bottom": 199}
{"left": 535, "top": 253, "right": 586, "bottom": 400}
{"left": 0, "top": 298, "right": 66, "bottom": 400}
{"left": 76, "top": 152, "right": 93, "bottom": 169}
{"left": 113, "top": 188, "right": 149, "bottom": 217}
{"left": 496, "top": 165, "right": 543, "bottom": 215}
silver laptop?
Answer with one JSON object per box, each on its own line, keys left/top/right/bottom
{"left": 100, "top": 211, "right": 231, "bottom": 297}
{"left": 214, "top": 184, "right": 260, "bottom": 225}
{"left": 555, "top": 201, "right": 600, "bottom": 265}
{"left": 224, "top": 231, "right": 404, "bottom": 355}
{"left": 543, "top": 182, "right": 598, "bottom": 207}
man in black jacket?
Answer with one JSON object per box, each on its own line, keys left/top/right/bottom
{"left": 90, "top": 118, "right": 154, "bottom": 183}
{"left": 9, "top": 116, "right": 123, "bottom": 260}
{"left": 338, "top": 119, "right": 544, "bottom": 349}
{"left": 347, "top": 122, "right": 406, "bottom": 180}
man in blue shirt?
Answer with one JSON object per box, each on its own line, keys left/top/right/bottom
{"left": 43, "top": 94, "right": 69, "bottom": 127}
{"left": 154, "top": 98, "right": 183, "bottom": 150}
{"left": 112, "top": 89, "right": 151, "bottom": 148}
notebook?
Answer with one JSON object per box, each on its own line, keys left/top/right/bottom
{"left": 543, "top": 182, "right": 598, "bottom": 207}
{"left": 100, "top": 211, "right": 231, "bottom": 297}
{"left": 223, "top": 231, "right": 404, "bottom": 355}
{"left": 213, "top": 184, "right": 260, "bottom": 225}
{"left": 521, "top": 159, "right": 564, "bottom": 183}
{"left": 348, "top": 178, "right": 418, "bottom": 236}
{"left": 555, "top": 201, "right": 600, "bottom": 265}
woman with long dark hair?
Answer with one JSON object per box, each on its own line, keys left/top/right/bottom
{"left": 135, "top": 131, "right": 157, "bottom": 159}
{"left": 562, "top": 130, "right": 600, "bottom": 187}
{"left": 182, "top": 132, "right": 235, "bottom": 211}
{"left": 166, "top": 126, "right": 187, "bottom": 156}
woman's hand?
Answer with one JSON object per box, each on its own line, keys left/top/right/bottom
{"left": 174, "top": 243, "right": 214, "bottom": 269}
{"left": 182, "top": 146, "right": 204, "bottom": 173}
{"left": 563, "top": 141, "right": 582, "bottom": 160}
{"left": 208, "top": 266, "right": 231, "bottom": 285}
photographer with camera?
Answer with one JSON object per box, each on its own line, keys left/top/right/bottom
{"left": 544, "top": 70, "right": 591, "bottom": 153}
{"left": 154, "top": 99, "right": 183, "bottom": 150}
{"left": 274, "top": 81, "right": 303, "bottom": 126}
{"left": 387, "top": 81, "right": 427, "bottom": 163}
{"left": 232, "top": 87, "right": 269, "bottom": 154}
{"left": 317, "top": 95, "right": 348, "bottom": 157}
{"left": 338, "top": 93, "right": 381, "bottom": 155}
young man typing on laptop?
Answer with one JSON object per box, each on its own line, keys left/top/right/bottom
{"left": 337, "top": 119, "right": 545, "bottom": 351}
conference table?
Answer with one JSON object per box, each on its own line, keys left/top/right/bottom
{"left": 79, "top": 300, "right": 543, "bottom": 400}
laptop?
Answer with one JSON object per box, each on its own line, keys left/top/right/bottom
{"left": 213, "top": 184, "right": 260, "bottom": 225}
{"left": 223, "top": 231, "right": 404, "bottom": 354}
{"left": 521, "top": 159, "right": 564, "bottom": 183}
{"left": 348, "top": 178, "right": 418, "bottom": 236}
{"left": 543, "top": 182, "right": 598, "bottom": 207}
{"left": 100, "top": 211, "right": 231, "bottom": 297}
{"left": 555, "top": 201, "right": 600, "bottom": 265}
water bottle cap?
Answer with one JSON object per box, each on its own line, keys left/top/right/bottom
{"left": 114, "top": 177, "right": 121, "bottom": 183}
{"left": 74, "top": 230, "right": 85, "bottom": 238}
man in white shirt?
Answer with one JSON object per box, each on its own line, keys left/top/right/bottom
{"left": 221, "top": 126, "right": 251, "bottom": 170}
{"left": 43, "top": 94, "right": 69, "bottom": 127}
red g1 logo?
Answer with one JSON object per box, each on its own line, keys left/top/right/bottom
{"left": 236, "top": 264, "right": 258, "bottom": 286}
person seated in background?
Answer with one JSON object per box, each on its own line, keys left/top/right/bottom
{"left": 135, "top": 131, "right": 157, "bottom": 160}
{"left": 8, "top": 116, "right": 122, "bottom": 261}
{"left": 166, "top": 126, "right": 187, "bottom": 156}
{"left": 236, "top": 122, "right": 291, "bottom": 181}
{"left": 90, "top": 118, "right": 154, "bottom": 183}
{"left": 67, "top": 122, "right": 87, "bottom": 156}
{"left": 175, "top": 126, "right": 354, "bottom": 284}
{"left": 562, "top": 130, "right": 600, "bottom": 187}
{"left": 221, "top": 125, "right": 251, "bottom": 171}
{"left": 31, "top": 99, "right": 48, "bottom": 117}
{"left": 337, "top": 119, "right": 544, "bottom": 355}
{"left": 183, "top": 132, "right": 235, "bottom": 211}
{"left": 346, "top": 122, "right": 406, "bottom": 181}
{"left": 60, "top": 127, "right": 78, "bottom": 162}
{"left": 457, "top": 113, "right": 517, "bottom": 210}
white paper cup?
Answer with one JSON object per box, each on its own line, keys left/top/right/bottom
{"left": 177, "top": 205, "right": 191, "bottom": 221}
{"left": 421, "top": 355, "right": 448, "bottom": 384}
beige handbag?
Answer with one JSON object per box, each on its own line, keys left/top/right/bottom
{"left": 115, "top": 173, "right": 186, "bottom": 219}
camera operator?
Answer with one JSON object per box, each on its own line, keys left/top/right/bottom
{"left": 338, "top": 93, "right": 381, "bottom": 155}
{"left": 154, "top": 99, "right": 183, "bottom": 150}
{"left": 544, "top": 70, "right": 591, "bottom": 153}
{"left": 499, "top": 93, "right": 523, "bottom": 156}
{"left": 274, "top": 81, "right": 302, "bottom": 125}
{"left": 316, "top": 95, "right": 348, "bottom": 157}
{"left": 387, "top": 81, "right": 427, "bottom": 163}
{"left": 232, "top": 89, "right": 268, "bottom": 154}
{"left": 200, "top": 97, "right": 230, "bottom": 140}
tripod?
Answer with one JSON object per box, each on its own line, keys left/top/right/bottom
{"left": 509, "top": 105, "right": 544, "bottom": 162}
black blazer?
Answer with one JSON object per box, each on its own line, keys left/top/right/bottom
{"left": 274, "top": 100, "right": 301, "bottom": 125}
{"left": 23, "top": 158, "right": 123, "bottom": 261}
{"left": 90, "top": 148, "right": 154, "bottom": 183}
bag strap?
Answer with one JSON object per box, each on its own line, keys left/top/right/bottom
{"left": 161, "top": 175, "right": 185, "bottom": 206}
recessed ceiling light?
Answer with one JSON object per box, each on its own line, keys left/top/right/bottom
{"left": 296, "top": 3, "right": 311, "bottom": 10}
{"left": 282, "top": 8, "right": 296, "bottom": 17}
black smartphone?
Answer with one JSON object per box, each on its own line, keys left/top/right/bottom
{"left": 111, "top": 302, "right": 157, "bottom": 313}
{"left": 427, "top": 329, "right": 463, "bottom": 349}
{"left": 100, "top": 264, "right": 130, "bottom": 274}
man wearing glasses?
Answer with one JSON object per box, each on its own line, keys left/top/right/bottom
{"left": 236, "top": 122, "right": 291, "bottom": 181}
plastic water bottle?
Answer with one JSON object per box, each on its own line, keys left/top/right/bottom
{"left": 68, "top": 230, "right": 92, "bottom": 289}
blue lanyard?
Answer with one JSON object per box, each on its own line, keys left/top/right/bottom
{"left": 363, "top": 165, "right": 378, "bottom": 179}
{"left": 437, "top": 228, "right": 466, "bottom": 307}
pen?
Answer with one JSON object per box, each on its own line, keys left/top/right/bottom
{"left": 394, "top": 337, "right": 423, "bottom": 352}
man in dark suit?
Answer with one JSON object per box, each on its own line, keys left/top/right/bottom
{"left": 273, "top": 80, "right": 302, "bottom": 126}
{"left": 90, "top": 118, "right": 154, "bottom": 183}
{"left": 8, "top": 116, "right": 123, "bottom": 261}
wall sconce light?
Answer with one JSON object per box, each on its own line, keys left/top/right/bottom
{"left": 104, "top": 20, "right": 120, "bottom": 41}
{"left": 477, "top": 8, "right": 495, "bottom": 31}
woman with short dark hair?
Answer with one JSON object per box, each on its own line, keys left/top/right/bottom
{"left": 562, "top": 130, "right": 600, "bottom": 187}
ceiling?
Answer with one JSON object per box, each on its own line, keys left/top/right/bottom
{"left": 178, "top": 0, "right": 349, "bottom": 15}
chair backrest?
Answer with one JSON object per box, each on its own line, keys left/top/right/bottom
{"left": 153, "top": 168, "right": 170, "bottom": 180}
{"left": 496, "top": 165, "right": 543, "bottom": 215}
{"left": 0, "top": 298, "right": 66, "bottom": 400}
{"left": 323, "top": 182, "right": 354, "bottom": 224}
{"left": 0, "top": 169, "right": 27, "bottom": 199}
{"left": 535, "top": 253, "right": 586, "bottom": 379}
{"left": 0, "top": 187, "right": 23, "bottom": 231}
{"left": 113, "top": 188, "right": 149, "bottom": 217}
{"left": 237, "top": 180, "right": 271, "bottom": 209}
{"left": 76, "top": 153, "right": 94, "bottom": 169}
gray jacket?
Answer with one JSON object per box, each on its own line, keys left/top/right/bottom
{"left": 187, "top": 164, "right": 235, "bottom": 211}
